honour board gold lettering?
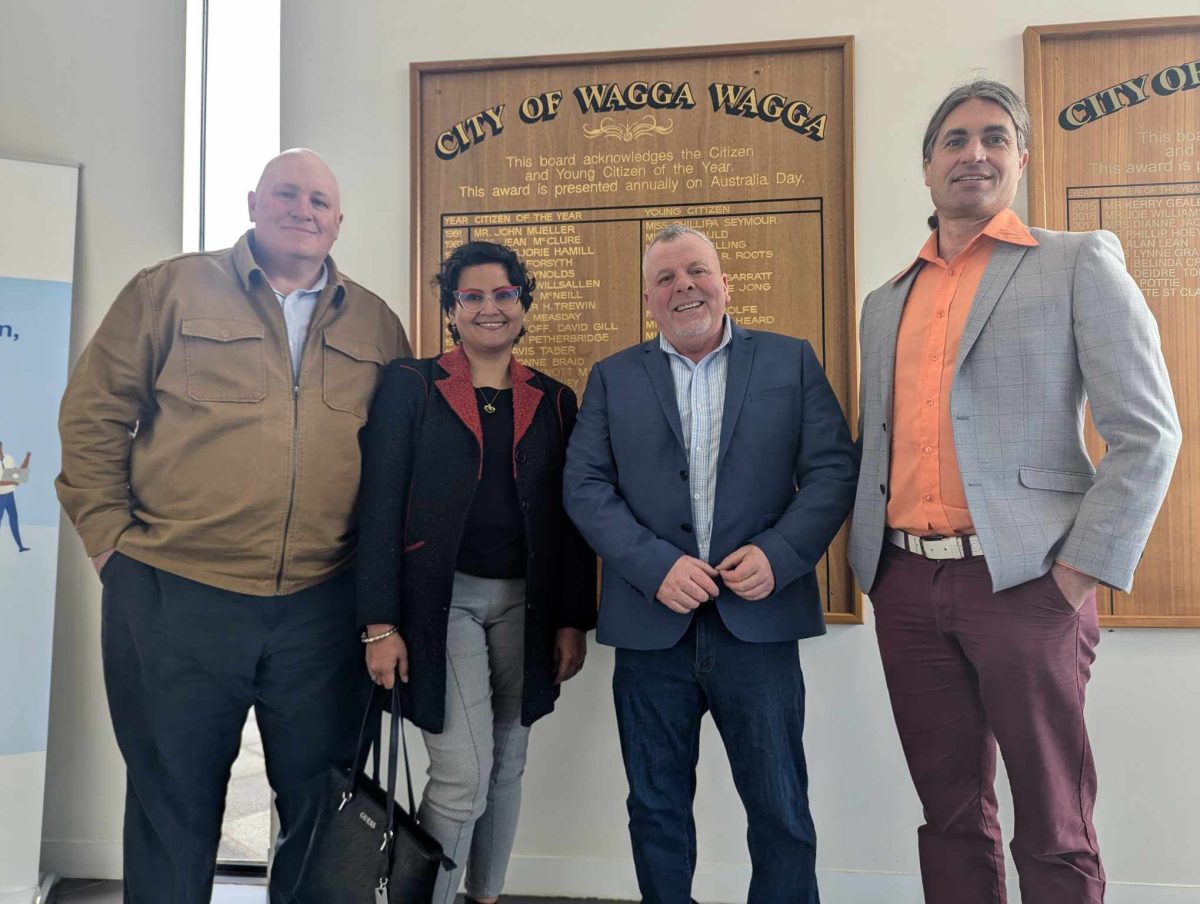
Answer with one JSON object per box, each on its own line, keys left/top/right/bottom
{"left": 412, "top": 39, "right": 858, "bottom": 620}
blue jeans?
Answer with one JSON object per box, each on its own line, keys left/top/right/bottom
{"left": 613, "top": 603, "right": 819, "bottom": 904}
{"left": 0, "top": 493, "right": 25, "bottom": 549}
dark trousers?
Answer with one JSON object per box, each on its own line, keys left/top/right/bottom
{"left": 100, "top": 553, "right": 359, "bottom": 904}
{"left": 871, "top": 544, "right": 1104, "bottom": 904}
{"left": 612, "top": 604, "right": 818, "bottom": 904}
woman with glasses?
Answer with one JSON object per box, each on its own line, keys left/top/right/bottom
{"left": 356, "top": 240, "right": 596, "bottom": 904}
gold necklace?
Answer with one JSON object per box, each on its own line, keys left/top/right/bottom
{"left": 476, "top": 386, "right": 502, "bottom": 414}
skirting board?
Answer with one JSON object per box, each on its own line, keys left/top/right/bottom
{"left": 39, "top": 842, "right": 122, "bottom": 883}
{"left": 36, "top": 846, "right": 1200, "bottom": 903}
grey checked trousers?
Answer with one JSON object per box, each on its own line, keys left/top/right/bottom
{"left": 419, "top": 571, "right": 531, "bottom": 904}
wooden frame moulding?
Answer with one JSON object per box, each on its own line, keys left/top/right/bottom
{"left": 410, "top": 38, "right": 861, "bottom": 623}
{"left": 1025, "top": 16, "right": 1200, "bottom": 627}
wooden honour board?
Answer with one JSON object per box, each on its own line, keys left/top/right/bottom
{"left": 1025, "top": 17, "right": 1200, "bottom": 626}
{"left": 411, "top": 38, "right": 860, "bottom": 621}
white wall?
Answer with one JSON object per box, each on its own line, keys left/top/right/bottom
{"left": 281, "top": 2, "right": 1200, "bottom": 903}
{"left": 0, "top": 0, "right": 186, "bottom": 881}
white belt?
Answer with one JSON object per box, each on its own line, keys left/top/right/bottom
{"left": 886, "top": 528, "right": 983, "bottom": 560}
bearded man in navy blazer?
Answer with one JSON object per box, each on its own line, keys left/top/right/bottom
{"left": 564, "top": 224, "right": 858, "bottom": 904}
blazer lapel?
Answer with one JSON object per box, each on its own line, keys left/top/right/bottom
{"left": 434, "top": 347, "right": 484, "bottom": 476}
{"left": 716, "top": 325, "right": 754, "bottom": 472}
{"left": 510, "top": 358, "right": 544, "bottom": 477}
{"left": 878, "top": 268, "right": 921, "bottom": 426}
{"left": 642, "top": 341, "right": 686, "bottom": 452}
{"left": 955, "top": 241, "right": 1030, "bottom": 369}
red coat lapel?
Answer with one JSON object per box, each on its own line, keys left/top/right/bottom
{"left": 434, "top": 347, "right": 483, "bottom": 476}
{"left": 434, "top": 347, "right": 545, "bottom": 480}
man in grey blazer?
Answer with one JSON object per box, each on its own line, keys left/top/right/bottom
{"left": 849, "top": 80, "right": 1180, "bottom": 904}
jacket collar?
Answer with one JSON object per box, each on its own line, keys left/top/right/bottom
{"left": 876, "top": 266, "right": 922, "bottom": 428}
{"left": 642, "top": 340, "right": 686, "bottom": 452}
{"left": 717, "top": 321, "right": 755, "bottom": 472}
{"left": 877, "top": 212, "right": 1033, "bottom": 416}
{"left": 889, "top": 208, "right": 1038, "bottom": 285}
{"left": 641, "top": 317, "right": 753, "bottom": 468}
{"left": 233, "top": 229, "right": 347, "bottom": 305}
{"left": 434, "top": 345, "right": 544, "bottom": 478}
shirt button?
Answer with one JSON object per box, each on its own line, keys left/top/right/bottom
{"left": 693, "top": 493, "right": 701, "bottom": 500}
{"left": 925, "top": 399, "right": 934, "bottom": 407}
{"left": 924, "top": 494, "right": 934, "bottom": 502}
{"left": 936, "top": 310, "right": 945, "bottom": 318}
{"left": 923, "top": 446, "right": 933, "bottom": 454}
{"left": 680, "top": 470, "right": 688, "bottom": 480}
{"left": 681, "top": 523, "right": 693, "bottom": 533}
{"left": 947, "top": 268, "right": 956, "bottom": 276}
{"left": 930, "top": 354, "right": 939, "bottom": 362}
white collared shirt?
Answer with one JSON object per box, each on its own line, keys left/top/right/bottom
{"left": 658, "top": 316, "right": 734, "bottom": 560}
{"left": 269, "top": 264, "right": 328, "bottom": 382}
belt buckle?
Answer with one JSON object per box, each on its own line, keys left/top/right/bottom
{"left": 921, "top": 535, "right": 963, "bottom": 560}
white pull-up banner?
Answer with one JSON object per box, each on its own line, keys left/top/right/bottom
{"left": 0, "top": 156, "right": 79, "bottom": 904}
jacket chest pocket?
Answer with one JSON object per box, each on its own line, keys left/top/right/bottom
{"left": 181, "top": 318, "right": 267, "bottom": 402}
{"left": 322, "top": 331, "right": 385, "bottom": 420}
{"left": 749, "top": 384, "right": 795, "bottom": 403}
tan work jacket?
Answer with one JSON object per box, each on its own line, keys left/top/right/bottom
{"left": 57, "top": 231, "right": 411, "bottom": 595}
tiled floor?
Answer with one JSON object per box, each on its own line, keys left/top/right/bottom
{"left": 54, "top": 712, "right": 624, "bottom": 903}
{"left": 218, "top": 708, "right": 272, "bottom": 863}
{"left": 52, "top": 878, "right": 624, "bottom": 903}
{"left": 53, "top": 706, "right": 616, "bottom": 903}
{"left": 52, "top": 879, "right": 266, "bottom": 902}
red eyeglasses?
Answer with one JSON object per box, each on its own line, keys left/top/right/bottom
{"left": 453, "top": 286, "right": 523, "bottom": 311}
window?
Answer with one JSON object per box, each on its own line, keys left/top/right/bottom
{"left": 182, "top": 0, "right": 282, "bottom": 869}
{"left": 184, "top": 0, "right": 281, "bottom": 253}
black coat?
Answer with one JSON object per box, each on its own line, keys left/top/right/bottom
{"left": 356, "top": 346, "right": 597, "bottom": 731}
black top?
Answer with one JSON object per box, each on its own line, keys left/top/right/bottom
{"left": 456, "top": 388, "right": 527, "bottom": 578}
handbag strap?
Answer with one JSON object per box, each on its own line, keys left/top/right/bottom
{"left": 346, "top": 681, "right": 383, "bottom": 797}
{"left": 379, "top": 672, "right": 419, "bottom": 883}
{"left": 385, "top": 676, "right": 417, "bottom": 816}
{"left": 371, "top": 703, "right": 382, "bottom": 782}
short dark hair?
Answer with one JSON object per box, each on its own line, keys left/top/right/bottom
{"left": 922, "top": 79, "right": 1030, "bottom": 163}
{"left": 434, "top": 241, "right": 536, "bottom": 319}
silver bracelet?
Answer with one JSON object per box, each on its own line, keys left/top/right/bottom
{"left": 361, "top": 626, "right": 398, "bottom": 644}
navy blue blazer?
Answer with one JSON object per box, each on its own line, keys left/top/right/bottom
{"left": 563, "top": 323, "right": 858, "bottom": 650}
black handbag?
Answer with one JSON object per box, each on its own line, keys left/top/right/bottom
{"left": 291, "top": 681, "right": 455, "bottom": 903}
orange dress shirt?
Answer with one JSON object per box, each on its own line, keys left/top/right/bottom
{"left": 886, "top": 209, "right": 1038, "bottom": 536}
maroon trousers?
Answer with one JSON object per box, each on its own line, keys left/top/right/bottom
{"left": 871, "top": 544, "right": 1105, "bottom": 904}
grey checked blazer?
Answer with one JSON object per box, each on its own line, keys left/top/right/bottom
{"left": 849, "top": 227, "right": 1181, "bottom": 594}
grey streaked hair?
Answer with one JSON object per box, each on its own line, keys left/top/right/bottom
{"left": 921, "top": 79, "right": 1031, "bottom": 162}
{"left": 642, "top": 223, "right": 718, "bottom": 273}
